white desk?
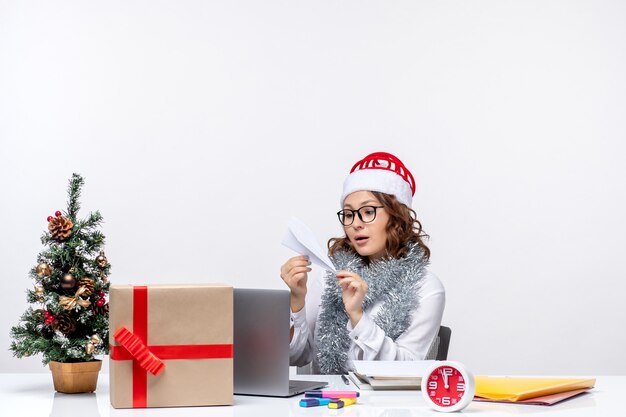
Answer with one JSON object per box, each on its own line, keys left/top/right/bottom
{"left": 0, "top": 373, "right": 618, "bottom": 417}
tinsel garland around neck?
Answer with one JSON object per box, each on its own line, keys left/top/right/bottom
{"left": 316, "top": 242, "right": 428, "bottom": 375}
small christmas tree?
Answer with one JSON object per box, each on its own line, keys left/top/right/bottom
{"left": 10, "top": 173, "right": 110, "bottom": 364}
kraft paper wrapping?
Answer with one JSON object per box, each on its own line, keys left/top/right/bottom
{"left": 109, "top": 284, "right": 233, "bottom": 408}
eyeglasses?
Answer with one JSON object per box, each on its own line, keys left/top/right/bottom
{"left": 337, "top": 206, "right": 384, "bottom": 226}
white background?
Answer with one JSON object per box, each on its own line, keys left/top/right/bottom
{"left": 1, "top": 1, "right": 624, "bottom": 375}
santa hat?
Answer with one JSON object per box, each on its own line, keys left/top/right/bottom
{"left": 341, "top": 152, "right": 416, "bottom": 208}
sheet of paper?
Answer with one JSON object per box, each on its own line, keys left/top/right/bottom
{"left": 352, "top": 360, "right": 436, "bottom": 378}
{"left": 347, "top": 372, "right": 373, "bottom": 390}
{"left": 281, "top": 217, "right": 337, "bottom": 273}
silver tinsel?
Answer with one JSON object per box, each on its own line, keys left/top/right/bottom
{"left": 316, "top": 242, "right": 428, "bottom": 374}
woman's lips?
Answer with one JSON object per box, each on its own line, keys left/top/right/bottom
{"left": 354, "top": 237, "right": 369, "bottom": 246}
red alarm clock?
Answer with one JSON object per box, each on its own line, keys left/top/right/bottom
{"left": 421, "top": 361, "right": 475, "bottom": 412}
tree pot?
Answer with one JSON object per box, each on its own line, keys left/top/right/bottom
{"left": 49, "top": 360, "right": 102, "bottom": 393}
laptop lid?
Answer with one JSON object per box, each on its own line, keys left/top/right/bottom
{"left": 233, "top": 288, "right": 326, "bottom": 396}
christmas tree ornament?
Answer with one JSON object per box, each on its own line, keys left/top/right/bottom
{"left": 36, "top": 262, "right": 52, "bottom": 278}
{"left": 90, "top": 334, "right": 102, "bottom": 345}
{"left": 48, "top": 215, "right": 74, "bottom": 241}
{"left": 92, "top": 302, "right": 109, "bottom": 317}
{"left": 55, "top": 210, "right": 62, "bottom": 217}
{"left": 34, "top": 284, "right": 45, "bottom": 302}
{"left": 34, "top": 284, "right": 45, "bottom": 295}
{"left": 85, "top": 341, "right": 95, "bottom": 354}
{"left": 47, "top": 216, "right": 53, "bottom": 222}
{"left": 52, "top": 313, "right": 77, "bottom": 335}
{"left": 77, "top": 277, "right": 95, "bottom": 295}
{"left": 60, "top": 273, "right": 76, "bottom": 289}
{"left": 96, "top": 298, "right": 105, "bottom": 307}
{"left": 98, "top": 290, "right": 105, "bottom": 297}
{"left": 95, "top": 251, "right": 108, "bottom": 269}
{"left": 59, "top": 286, "right": 91, "bottom": 310}
{"left": 43, "top": 311, "right": 54, "bottom": 324}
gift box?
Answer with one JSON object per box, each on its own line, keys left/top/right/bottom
{"left": 109, "top": 284, "right": 233, "bottom": 408}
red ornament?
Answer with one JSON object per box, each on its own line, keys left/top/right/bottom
{"left": 47, "top": 216, "right": 53, "bottom": 222}
{"left": 96, "top": 298, "right": 105, "bottom": 307}
{"left": 99, "top": 290, "right": 105, "bottom": 297}
{"left": 55, "top": 211, "right": 62, "bottom": 217}
{"left": 43, "top": 311, "right": 50, "bottom": 318}
{"left": 44, "top": 316, "right": 55, "bottom": 325}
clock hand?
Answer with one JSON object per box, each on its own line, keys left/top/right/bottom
{"left": 442, "top": 369, "right": 449, "bottom": 389}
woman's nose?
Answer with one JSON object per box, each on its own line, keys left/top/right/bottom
{"left": 352, "top": 216, "right": 364, "bottom": 229}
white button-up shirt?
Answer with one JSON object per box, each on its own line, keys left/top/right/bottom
{"left": 289, "top": 268, "right": 446, "bottom": 374}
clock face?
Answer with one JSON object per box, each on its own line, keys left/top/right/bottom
{"left": 422, "top": 362, "right": 475, "bottom": 412}
{"left": 425, "top": 366, "right": 467, "bottom": 407}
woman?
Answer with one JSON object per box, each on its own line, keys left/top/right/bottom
{"left": 281, "top": 152, "right": 445, "bottom": 375}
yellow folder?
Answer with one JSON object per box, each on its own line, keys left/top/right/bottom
{"left": 474, "top": 376, "right": 596, "bottom": 402}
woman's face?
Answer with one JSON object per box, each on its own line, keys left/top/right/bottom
{"left": 343, "top": 191, "right": 389, "bottom": 260}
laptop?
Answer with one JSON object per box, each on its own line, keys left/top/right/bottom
{"left": 233, "top": 288, "right": 327, "bottom": 397}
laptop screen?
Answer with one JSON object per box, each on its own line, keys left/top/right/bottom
{"left": 233, "top": 288, "right": 291, "bottom": 395}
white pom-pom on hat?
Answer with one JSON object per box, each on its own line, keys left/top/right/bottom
{"left": 341, "top": 152, "right": 415, "bottom": 208}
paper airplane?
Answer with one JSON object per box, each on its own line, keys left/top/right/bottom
{"left": 281, "top": 217, "right": 337, "bottom": 273}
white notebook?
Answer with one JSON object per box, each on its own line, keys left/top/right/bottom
{"left": 349, "top": 372, "right": 422, "bottom": 390}
{"left": 349, "top": 360, "right": 436, "bottom": 390}
{"left": 353, "top": 360, "right": 436, "bottom": 377}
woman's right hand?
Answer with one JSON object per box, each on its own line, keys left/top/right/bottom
{"left": 280, "top": 255, "right": 311, "bottom": 312}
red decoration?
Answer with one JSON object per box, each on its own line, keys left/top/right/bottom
{"left": 55, "top": 211, "right": 62, "bottom": 217}
{"left": 96, "top": 298, "right": 105, "bottom": 307}
{"left": 350, "top": 151, "right": 416, "bottom": 196}
{"left": 47, "top": 216, "right": 53, "bottom": 222}
{"left": 99, "top": 290, "right": 105, "bottom": 297}
{"left": 114, "top": 327, "right": 165, "bottom": 375}
{"left": 43, "top": 311, "right": 50, "bottom": 318}
{"left": 44, "top": 316, "right": 55, "bottom": 325}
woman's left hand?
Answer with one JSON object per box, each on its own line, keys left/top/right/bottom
{"left": 336, "top": 270, "right": 368, "bottom": 327}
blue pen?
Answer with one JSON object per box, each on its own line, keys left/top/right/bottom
{"left": 300, "top": 398, "right": 332, "bottom": 407}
